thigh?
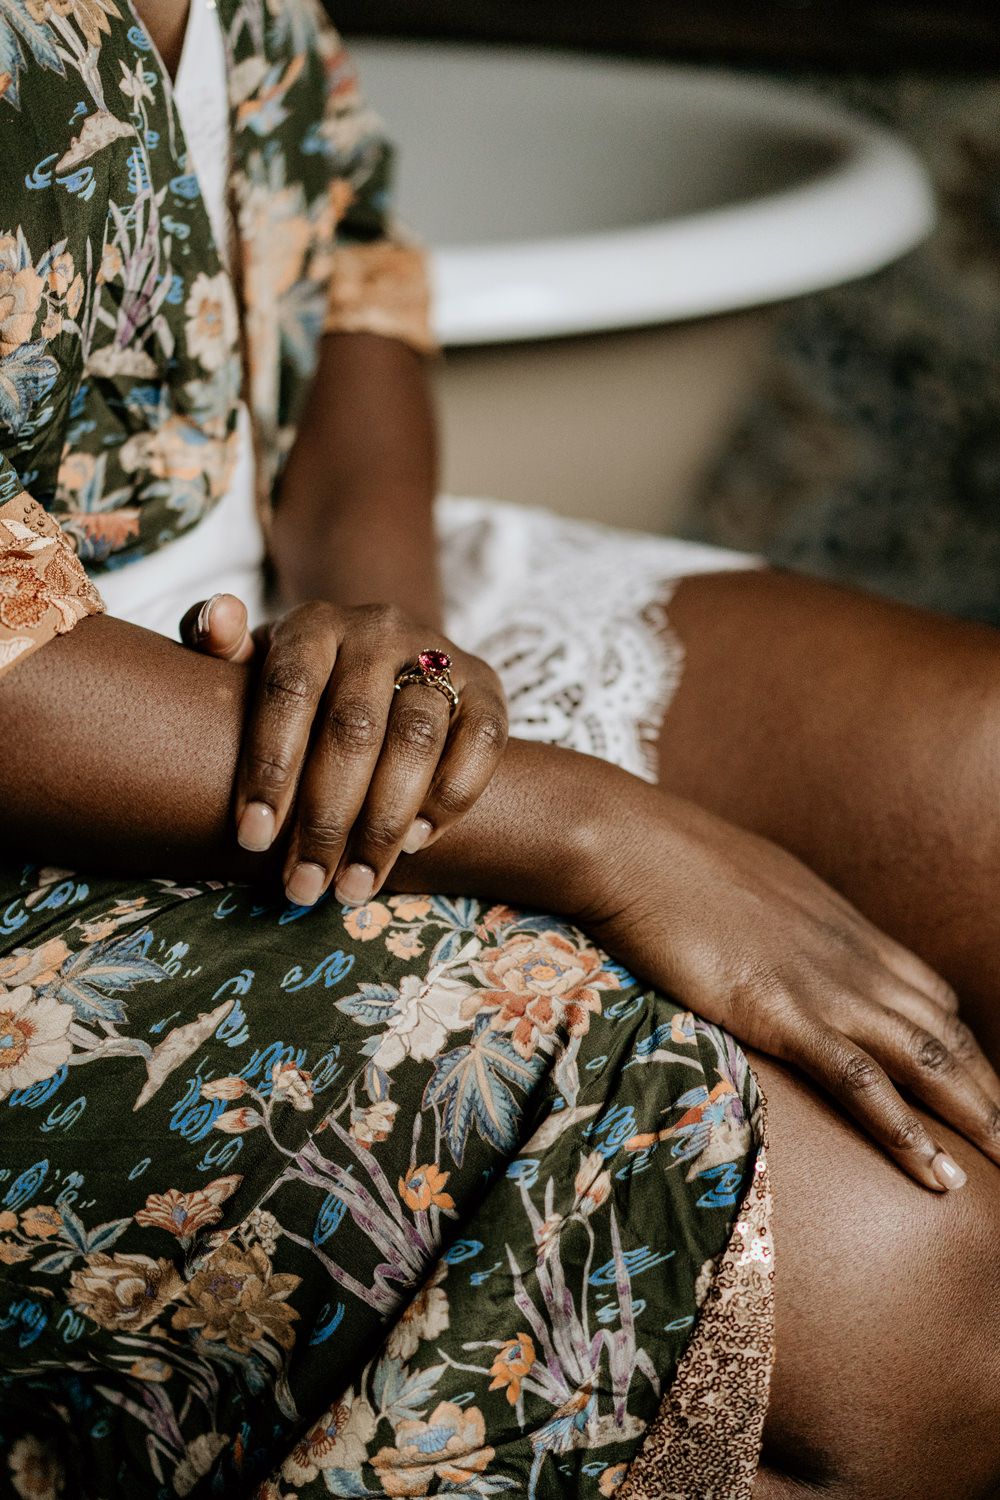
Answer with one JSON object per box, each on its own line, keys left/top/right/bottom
{"left": 753, "top": 1052, "right": 1000, "bottom": 1500}
{"left": 659, "top": 568, "right": 1000, "bottom": 1062}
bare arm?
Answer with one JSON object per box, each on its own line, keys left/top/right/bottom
{"left": 270, "top": 333, "right": 443, "bottom": 626}
{"left": 3, "top": 614, "right": 996, "bottom": 1192}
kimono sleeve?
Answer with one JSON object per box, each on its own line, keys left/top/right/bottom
{"left": 0, "top": 459, "right": 105, "bottom": 677}
{"left": 321, "top": 36, "right": 437, "bottom": 356}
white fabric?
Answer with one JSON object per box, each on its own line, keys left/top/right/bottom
{"left": 96, "top": 0, "right": 761, "bottom": 783}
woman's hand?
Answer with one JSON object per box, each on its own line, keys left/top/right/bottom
{"left": 180, "top": 593, "right": 507, "bottom": 907}
{"left": 579, "top": 785, "right": 1000, "bottom": 1193}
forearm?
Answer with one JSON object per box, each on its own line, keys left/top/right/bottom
{"left": 1, "top": 614, "right": 618, "bottom": 916}
{"left": 270, "top": 332, "right": 443, "bottom": 626}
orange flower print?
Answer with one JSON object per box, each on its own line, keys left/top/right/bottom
{"left": 343, "top": 901, "right": 392, "bottom": 941}
{"left": 0, "top": 1210, "right": 16, "bottom": 1233}
{"left": 270, "top": 1060, "right": 314, "bottom": 1111}
{"left": 213, "top": 1107, "right": 263, "bottom": 1134}
{"left": 134, "top": 1175, "right": 242, "bottom": 1238}
{"left": 488, "top": 1332, "right": 536, "bottom": 1405}
{"left": 386, "top": 928, "right": 424, "bottom": 961}
{"left": 20, "top": 1204, "right": 62, "bottom": 1239}
{"left": 349, "top": 1097, "right": 398, "bottom": 1149}
{"left": 600, "top": 1463, "right": 628, "bottom": 1496}
{"left": 387, "top": 895, "right": 430, "bottom": 922}
{"left": 171, "top": 1241, "right": 300, "bottom": 1354}
{"left": 372, "top": 1402, "right": 494, "bottom": 1495}
{"left": 6, "top": 1433, "right": 63, "bottom": 1500}
{"left": 201, "top": 1076, "right": 248, "bottom": 1101}
{"left": 398, "top": 1163, "right": 455, "bottom": 1214}
{"left": 0, "top": 1240, "right": 30, "bottom": 1265}
{"left": 68, "top": 1253, "right": 185, "bottom": 1333}
{"left": 471, "top": 931, "right": 619, "bottom": 1059}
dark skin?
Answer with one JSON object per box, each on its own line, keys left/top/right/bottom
{"left": 9, "top": 5, "right": 996, "bottom": 1496}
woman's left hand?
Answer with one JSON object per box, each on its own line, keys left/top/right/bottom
{"left": 179, "top": 593, "right": 507, "bottom": 907}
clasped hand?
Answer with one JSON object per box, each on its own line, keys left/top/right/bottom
{"left": 179, "top": 593, "right": 507, "bottom": 908}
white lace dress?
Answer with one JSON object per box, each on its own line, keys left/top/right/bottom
{"left": 97, "top": 0, "right": 758, "bottom": 784}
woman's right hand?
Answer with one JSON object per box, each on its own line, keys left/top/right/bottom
{"left": 579, "top": 787, "right": 1000, "bottom": 1192}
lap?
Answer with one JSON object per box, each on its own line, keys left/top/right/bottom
{"left": 0, "top": 863, "right": 765, "bottom": 1498}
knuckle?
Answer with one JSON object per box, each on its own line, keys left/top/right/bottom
{"left": 944, "top": 1017, "right": 979, "bottom": 1064}
{"left": 326, "top": 699, "right": 382, "bottom": 754}
{"left": 467, "top": 709, "right": 508, "bottom": 758}
{"left": 984, "top": 1105, "right": 1000, "bottom": 1142}
{"left": 296, "top": 817, "right": 346, "bottom": 858}
{"left": 365, "top": 601, "right": 406, "bottom": 638}
{"left": 358, "top": 814, "right": 402, "bottom": 854}
{"left": 914, "top": 1031, "right": 954, "bottom": 1074}
{"left": 888, "top": 1113, "right": 925, "bottom": 1154}
{"left": 837, "top": 1049, "right": 883, "bottom": 1096}
{"left": 248, "top": 754, "right": 293, "bottom": 790}
{"left": 433, "top": 774, "right": 478, "bottom": 819}
{"left": 392, "top": 707, "right": 442, "bottom": 755}
{"left": 262, "top": 665, "right": 315, "bottom": 710}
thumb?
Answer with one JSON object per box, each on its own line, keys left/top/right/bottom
{"left": 179, "top": 593, "right": 255, "bottom": 663}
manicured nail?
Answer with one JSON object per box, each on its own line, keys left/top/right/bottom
{"left": 402, "top": 818, "right": 433, "bottom": 855}
{"left": 237, "top": 801, "right": 276, "bottom": 852}
{"left": 197, "top": 593, "right": 223, "bottom": 639}
{"left": 931, "top": 1151, "right": 967, "bottom": 1190}
{"left": 335, "top": 863, "right": 375, "bottom": 907}
{"left": 286, "top": 862, "right": 326, "bottom": 907}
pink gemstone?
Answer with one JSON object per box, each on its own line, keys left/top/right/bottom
{"left": 419, "top": 649, "right": 451, "bottom": 674}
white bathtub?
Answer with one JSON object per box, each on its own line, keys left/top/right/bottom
{"left": 350, "top": 41, "right": 936, "bottom": 529}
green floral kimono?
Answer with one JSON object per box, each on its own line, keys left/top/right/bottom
{"left": 0, "top": 3, "right": 773, "bottom": 1496}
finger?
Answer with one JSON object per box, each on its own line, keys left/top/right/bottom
{"left": 179, "top": 594, "right": 255, "bottom": 663}
{"left": 788, "top": 1019, "right": 968, "bottom": 1192}
{"left": 848, "top": 1005, "right": 1000, "bottom": 1168}
{"left": 872, "top": 980, "right": 1000, "bottom": 1107}
{"left": 868, "top": 928, "right": 959, "bottom": 1014}
{"left": 235, "top": 616, "right": 337, "bottom": 855}
{"left": 281, "top": 645, "right": 396, "bottom": 906}
{"left": 408, "top": 683, "right": 509, "bottom": 851}
{"left": 332, "top": 677, "right": 453, "bottom": 897}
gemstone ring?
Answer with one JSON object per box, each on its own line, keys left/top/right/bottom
{"left": 393, "top": 648, "right": 460, "bottom": 715}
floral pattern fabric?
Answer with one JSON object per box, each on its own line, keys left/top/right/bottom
{"left": 0, "top": 0, "right": 433, "bottom": 667}
{"left": 0, "top": 493, "right": 104, "bottom": 669}
{"left": 0, "top": 863, "right": 769, "bottom": 1498}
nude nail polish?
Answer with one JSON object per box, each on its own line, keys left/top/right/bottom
{"left": 237, "top": 801, "right": 275, "bottom": 852}
{"left": 402, "top": 818, "right": 433, "bottom": 855}
{"left": 931, "top": 1151, "right": 967, "bottom": 1190}
{"left": 335, "top": 864, "right": 375, "bottom": 907}
{"left": 196, "top": 592, "right": 222, "bottom": 639}
{"left": 286, "top": 862, "right": 326, "bottom": 907}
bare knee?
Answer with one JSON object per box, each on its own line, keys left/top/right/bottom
{"left": 754, "top": 1052, "right": 1000, "bottom": 1500}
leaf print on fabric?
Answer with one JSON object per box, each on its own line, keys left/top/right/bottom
{"left": 424, "top": 1029, "right": 543, "bottom": 1165}
{"left": 0, "top": 1, "right": 64, "bottom": 110}
{"left": 40, "top": 927, "right": 167, "bottom": 1024}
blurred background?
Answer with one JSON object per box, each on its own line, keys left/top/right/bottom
{"left": 326, "top": 1, "right": 1000, "bottom": 624}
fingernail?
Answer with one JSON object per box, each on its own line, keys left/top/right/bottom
{"left": 931, "top": 1151, "right": 967, "bottom": 1190}
{"left": 402, "top": 818, "right": 433, "bottom": 855}
{"left": 237, "top": 801, "right": 276, "bottom": 853}
{"left": 197, "top": 593, "right": 223, "bottom": 639}
{"left": 335, "top": 863, "right": 375, "bottom": 907}
{"left": 286, "top": 862, "right": 327, "bottom": 907}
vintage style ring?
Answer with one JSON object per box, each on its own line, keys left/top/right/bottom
{"left": 394, "top": 648, "right": 460, "bottom": 714}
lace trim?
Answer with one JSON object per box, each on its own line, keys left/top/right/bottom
{"left": 618, "top": 1140, "right": 775, "bottom": 1500}
{"left": 0, "top": 494, "right": 105, "bottom": 674}
{"left": 324, "top": 242, "right": 438, "bottom": 355}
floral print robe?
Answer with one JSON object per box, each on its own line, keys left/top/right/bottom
{"left": 0, "top": 3, "right": 774, "bottom": 1494}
